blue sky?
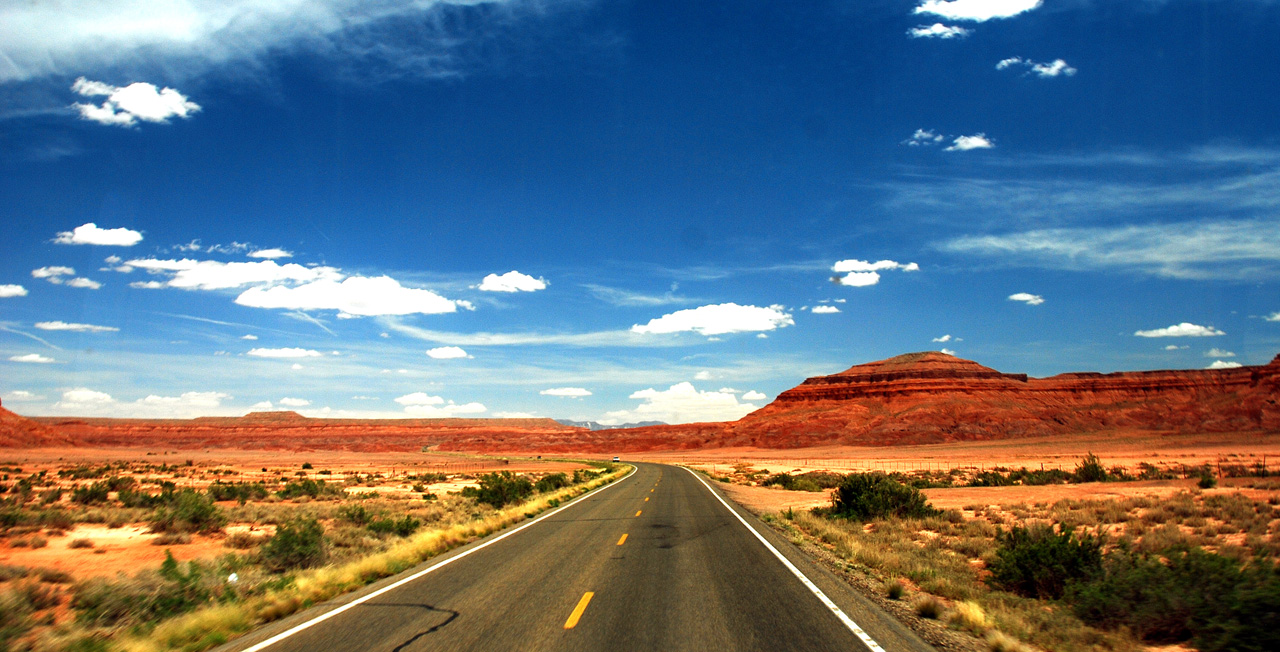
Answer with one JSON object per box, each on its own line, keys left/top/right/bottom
{"left": 2, "top": 0, "right": 1278, "bottom": 424}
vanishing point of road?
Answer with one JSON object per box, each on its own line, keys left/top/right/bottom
{"left": 219, "top": 463, "right": 936, "bottom": 652}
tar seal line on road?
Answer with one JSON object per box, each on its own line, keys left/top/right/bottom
{"left": 234, "top": 465, "right": 637, "bottom": 652}
{"left": 682, "top": 466, "right": 888, "bottom": 652}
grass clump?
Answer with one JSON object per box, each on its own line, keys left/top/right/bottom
{"left": 825, "top": 472, "right": 939, "bottom": 521}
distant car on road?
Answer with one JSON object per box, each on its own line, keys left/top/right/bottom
{"left": 612, "top": 456, "right": 620, "bottom": 462}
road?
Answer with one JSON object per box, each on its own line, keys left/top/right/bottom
{"left": 221, "top": 463, "right": 936, "bottom": 652}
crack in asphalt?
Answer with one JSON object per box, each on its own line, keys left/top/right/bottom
{"left": 361, "top": 602, "right": 460, "bottom": 652}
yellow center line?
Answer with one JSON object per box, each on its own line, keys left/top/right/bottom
{"left": 644, "top": 496, "right": 649, "bottom": 502}
{"left": 563, "top": 592, "right": 594, "bottom": 629}
{"left": 635, "top": 510, "right": 642, "bottom": 517}
{"left": 617, "top": 533, "right": 628, "bottom": 545}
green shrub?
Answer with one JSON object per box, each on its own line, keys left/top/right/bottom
{"left": 149, "top": 489, "right": 226, "bottom": 534}
{"left": 72, "top": 551, "right": 210, "bottom": 627}
{"left": 1198, "top": 472, "right": 1218, "bottom": 489}
{"left": 277, "top": 479, "right": 342, "bottom": 500}
{"left": 207, "top": 481, "right": 269, "bottom": 503}
{"left": 534, "top": 473, "right": 570, "bottom": 493}
{"left": 989, "top": 524, "right": 1102, "bottom": 599}
{"left": 462, "top": 472, "right": 534, "bottom": 508}
{"left": 366, "top": 515, "right": 421, "bottom": 537}
{"left": 337, "top": 504, "right": 372, "bottom": 525}
{"left": 1074, "top": 452, "right": 1109, "bottom": 483}
{"left": 260, "top": 518, "right": 326, "bottom": 572}
{"left": 826, "top": 473, "right": 939, "bottom": 521}
{"left": 71, "top": 482, "right": 110, "bottom": 505}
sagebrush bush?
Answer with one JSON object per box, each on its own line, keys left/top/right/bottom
{"left": 462, "top": 472, "right": 533, "bottom": 508}
{"left": 988, "top": 524, "right": 1102, "bottom": 599}
{"left": 367, "top": 515, "right": 421, "bottom": 537}
{"left": 827, "top": 473, "right": 939, "bottom": 521}
{"left": 150, "top": 489, "right": 226, "bottom": 534}
{"left": 1074, "top": 452, "right": 1109, "bottom": 483}
{"left": 534, "top": 473, "right": 569, "bottom": 493}
{"left": 260, "top": 518, "right": 326, "bottom": 572}
{"left": 72, "top": 552, "right": 211, "bottom": 627}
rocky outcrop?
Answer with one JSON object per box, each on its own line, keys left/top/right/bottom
{"left": 0, "top": 400, "right": 69, "bottom": 448}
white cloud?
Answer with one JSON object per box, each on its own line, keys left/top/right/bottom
{"left": 907, "top": 23, "right": 971, "bottom": 39}
{"left": 811, "top": 305, "right": 841, "bottom": 314}
{"left": 251, "top": 401, "right": 274, "bottom": 409}
{"left": 72, "top": 78, "right": 199, "bottom": 127}
{"left": 54, "top": 388, "right": 115, "bottom": 409}
{"left": 493, "top": 411, "right": 538, "bottom": 418}
{"left": 31, "top": 266, "right": 75, "bottom": 282}
{"left": 248, "top": 248, "right": 293, "bottom": 259}
{"left": 34, "top": 321, "right": 118, "bottom": 333}
{"left": 1134, "top": 323, "right": 1225, "bottom": 338}
{"left": 127, "top": 258, "right": 342, "bottom": 290}
{"left": 1207, "top": 360, "right": 1243, "bottom": 369}
{"left": 2, "top": 390, "right": 42, "bottom": 402}
{"left": 54, "top": 222, "right": 143, "bottom": 246}
{"left": 404, "top": 402, "right": 487, "bottom": 417}
{"left": 997, "top": 57, "right": 1077, "bottom": 78}
{"left": 241, "top": 334, "right": 258, "bottom": 340}
{"left": 65, "top": 277, "right": 102, "bottom": 289}
{"left": 395, "top": 392, "right": 444, "bottom": 406}
{"left": 1008, "top": 292, "right": 1044, "bottom": 305}
{"left": 914, "top": 0, "right": 1042, "bottom": 22}
{"left": 831, "top": 259, "right": 919, "bottom": 287}
{"left": 941, "top": 348, "right": 957, "bottom": 355}
{"left": 933, "top": 334, "right": 952, "bottom": 342}
{"left": 946, "top": 134, "right": 995, "bottom": 151}
{"left": 601, "top": 382, "right": 761, "bottom": 425}
{"left": 278, "top": 397, "right": 311, "bottom": 407}
{"left": 478, "top": 270, "right": 548, "bottom": 292}
{"left": 741, "top": 390, "right": 767, "bottom": 401}
{"left": 903, "top": 128, "right": 947, "bottom": 145}
{"left": 9, "top": 353, "right": 56, "bottom": 363}
{"left": 0, "top": 284, "right": 28, "bottom": 298}
{"left": 1264, "top": 312, "right": 1280, "bottom": 322}
{"left": 291, "top": 363, "right": 304, "bottom": 370}
{"left": 426, "top": 346, "right": 470, "bottom": 359}
{"left": 694, "top": 371, "right": 714, "bottom": 381}
{"left": 540, "top": 387, "right": 592, "bottom": 397}
{"left": 632, "top": 303, "right": 794, "bottom": 336}
{"left": 137, "top": 391, "right": 230, "bottom": 408}
{"left": 246, "top": 347, "right": 323, "bottom": 358}
{"left": 1205, "top": 348, "right": 1236, "bottom": 358}
{"left": 235, "top": 275, "right": 466, "bottom": 316}
{"left": 1165, "top": 344, "right": 1188, "bottom": 350}
{"left": 583, "top": 283, "right": 691, "bottom": 307}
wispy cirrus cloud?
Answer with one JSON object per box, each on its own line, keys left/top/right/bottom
{"left": 996, "top": 57, "right": 1077, "bottom": 78}
{"left": 34, "top": 321, "right": 118, "bottom": 333}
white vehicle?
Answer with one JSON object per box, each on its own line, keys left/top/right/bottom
{"left": 612, "top": 456, "right": 620, "bottom": 462}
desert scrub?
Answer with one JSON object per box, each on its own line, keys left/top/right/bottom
{"left": 824, "top": 472, "right": 939, "bottom": 521}
{"left": 461, "top": 471, "right": 534, "bottom": 508}
{"left": 988, "top": 524, "right": 1103, "bottom": 600}
{"left": 150, "top": 490, "right": 226, "bottom": 534}
{"left": 259, "top": 518, "right": 326, "bottom": 572}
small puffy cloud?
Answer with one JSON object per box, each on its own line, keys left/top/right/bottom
{"left": 426, "top": 346, "right": 470, "bottom": 359}
{"left": 3, "top": 390, "right": 42, "bottom": 402}
{"left": 694, "top": 371, "right": 714, "bottom": 381}
{"left": 235, "top": 275, "right": 466, "bottom": 317}
{"left": 1165, "top": 344, "right": 1189, "bottom": 350}
{"left": 65, "top": 277, "right": 102, "bottom": 289}
{"left": 932, "top": 334, "right": 952, "bottom": 342}
{"left": 632, "top": 303, "right": 794, "bottom": 336}
{"left": 404, "top": 402, "right": 487, "bottom": 417}
{"left": 127, "top": 258, "right": 342, "bottom": 290}
{"left": 241, "top": 334, "right": 258, "bottom": 340}
{"left": 908, "top": 23, "right": 971, "bottom": 39}
{"left": 741, "top": 390, "right": 767, "bottom": 401}
{"left": 1008, "top": 292, "right": 1044, "bottom": 306}
{"left": 0, "top": 284, "right": 29, "bottom": 298}
{"left": 278, "top": 397, "right": 311, "bottom": 407}
{"left": 246, "top": 347, "right": 323, "bottom": 358}
{"left": 31, "top": 266, "right": 75, "bottom": 282}
{"left": 137, "top": 391, "right": 230, "bottom": 408}
{"left": 946, "top": 134, "right": 995, "bottom": 151}
{"left": 601, "top": 383, "right": 762, "bottom": 425}
{"left": 9, "top": 353, "right": 56, "bottom": 363}
{"left": 395, "top": 392, "right": 445, "bottom": 406}
{"left": 290, "top": 363, "right": 304, "bottom": 370}
{"left": 811, "top": 305, "right": 841, "bottom": 314}
{"left": 1205, "top": 348, "right": 1236, "bottom": 358}
{"left": 54, "top": 388, "right": 115, "bottom": 409}
{"left": 941, "top": 348, "right": 957, "bottom": 355}
{"left": 914, "top": 0, "right": 1042, "bottom": 22}
{"left": 997, "top": 57, "right": 1077, "bottom": 78}
{"left": 130, "top": 280, "right": 165, "bottom": 289}
{"left": 72, "top": 77, "right": 200, "bottom": 127}
{"left": 478, "top": 270, "right": 548, "bottom": 292}
{"left": 831, "top": 259, "right": 919, "bottom": 287}
{"left": 541, "top": 387, "right": 592, "bottom": 397}
{"left": 1207, "top": 360, "right": 1243, "bottom": 369}
{"left": 903, "top": 128, "right": 947, "bottom": 146}
{"left": 54, "top": 222, "right": 143, "bottom": 246}
{"left": 248, "top": 248, "right": 293, "bottom": 259}
{"left": 250, "top": 401, "right": 274, "bottom": 409}
{"left": 1265, "top": 312, "right": 1280, "bottom": 322}
{"left": 34, "top": 321, "right": 118, "bottom": 333}
{"left": 1134, "top": 322, "right": 1225, "bottom": 338}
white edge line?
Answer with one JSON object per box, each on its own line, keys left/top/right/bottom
{"left": 682, "top": 466, "right": 887, "bottom": 652}
{"left": 239, "top": 465, "right": 637, "bottom": 652}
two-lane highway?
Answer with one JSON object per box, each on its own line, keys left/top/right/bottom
{"left": 220, "top": 463, "right": 935, "bottom": 652}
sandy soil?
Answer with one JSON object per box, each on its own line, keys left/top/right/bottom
{"left": 0, "top": 525, "right": 226, "bottom": 578}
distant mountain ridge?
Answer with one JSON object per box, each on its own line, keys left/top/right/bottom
{"left": 554, "top": 419, "right": 666, "bottom": 431}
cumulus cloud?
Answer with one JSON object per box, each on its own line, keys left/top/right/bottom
{"left": 54, "top": 222, "right": 143, "bottom": 246}
{"left": 30, "top": 266, "right": 99, "bottom": 288}
{"left": 941, "top": 348, "right": 957, "bottom": 355}
{"left": 9, "top": 353, "right": 56, "bottom": 363}
{"left": 251, "top": 401, "right": 274, "bottom": 409}
{"left": 241, "top": 334, "right": 258, "bottom": 340}
{"left": 65, "top": 278, "right": 102, "bottom": 289}
{"left": 631, "top": 303, "right": 794, "bottom": 336}
{"left": 34, "top": 321, "right": 118, "bottom": 333}
{"left": 403, "top": 401, "right": 487, "bottom": 417}
{"left": 478, "top": 270, "right": 547, "bottom": 293}
{"left": 946, "top": 134, "right": 995, "bottom": 151}
{"left": 1165, "top": 344, "right": 1189, "bottom": 350}
{"left": 996, "top": 57, "right": 1077, "bottom": 78}
{"left": 426, "top": 346, "right": 470, "bottom": 359}
{"left": 694, "top": 371, "right": 714, "bottom": 381}
{"left": 1135, "top": 323, "right": 1225, "bottom": 338}
{"left": 1207, "top": 360, "right": 1243, "bottom": 369}
{"left": 3, "top": 390, "right": 42, "bottom": 402}
{"left": 830, "top": 259, "right": 919, "bottom": 287}
{"left": 72, "top": 78, "right": 200, "bottom": 126}
{"left": 601, "top": 383, "right": 762, "bottom": 425}
{"left": 932, "top": 334, "right": 952, "bottom": 342}
{"left": 1205, "top": 348, "right": 1236, "bottom": 358}
{"left": 235, "top": 276, "right": 467, "bottom": 317}
{"left": 903, "top": 128, "right": 947, "bottom": 146}
{"left": 1008, "top": 292, "right": 1044, "bottom": 305}
{"left": 137, "top": 391, "right": 230, "bottom": 408}
{"left": 908, "top": 23, "right": 971, "bottom": 39}
{"left": 914, "top": 0, "right": 1042, "bottom": 22}
{"left": 811, "top": 305, "right": 841, "bottom": 314}
{"left": 741, "top": 390, "right": 767, "bottom": 401}
{"left": 278, "top": 397, "right": 311, "bottom": 407}
{"left": 1265, "top": 312, "right": 1280, "bottom": 322}
{"left": 540, "top": 387, "right": 592, "bottom": 397}
{"left": 54, "top": 388, "right": 115, "bottom": 409}
{"left": 248, "top": 248, "right": 293, "bottom": 259}
{"left": 395, "top": 392, "right": 444, "bottom": 406}
{"left": 130, "top": 281, "right": 165, "bottom": 289}
{"left": 246, "top": 347, "right": 323, "bottom": 358}
{"left": 0, "top": 285, "right": 28, "bottom": 298}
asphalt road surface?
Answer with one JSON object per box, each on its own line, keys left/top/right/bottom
{"left": 220, "top": 463, "right": 936, "bottom": 652}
